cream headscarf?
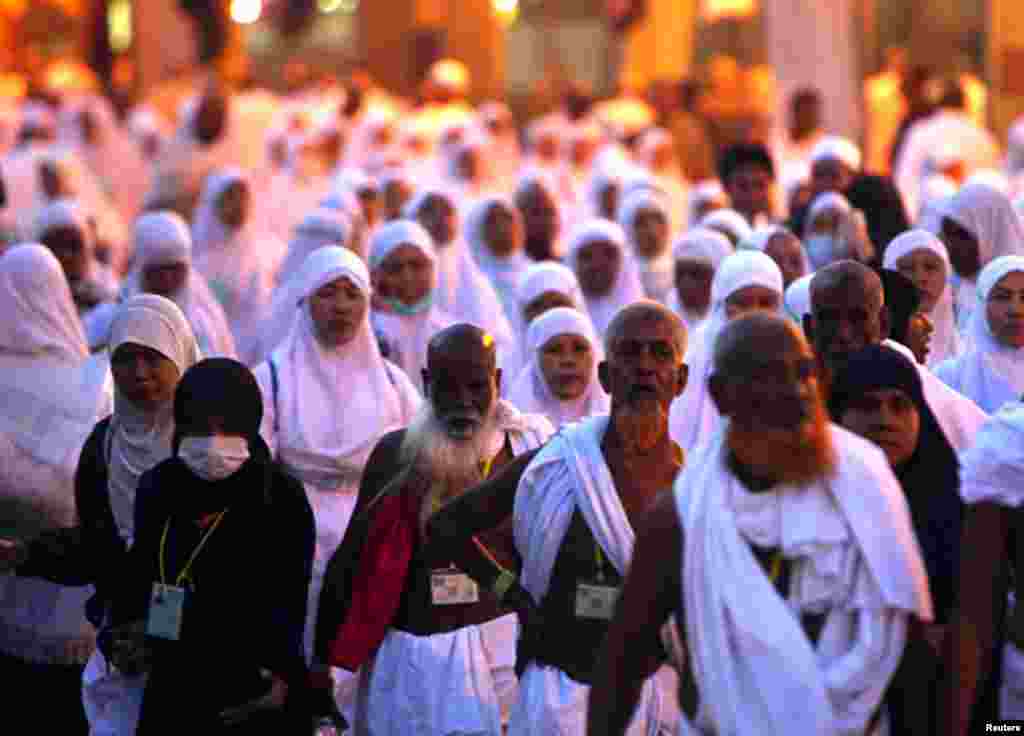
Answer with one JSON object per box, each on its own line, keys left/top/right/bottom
{"left": 617, "top": 188, "right": 674, "bottom": 303}
{"left": 508, "top": 307, "right": 609, "bottom": 429}
{"left": 567, "top": 218, "right": 646, "bottom": 337}
{"left": 106, "top": 294, "right": 201, "bottom": 544}
{"left": 666, "top": 227, "right": 734, "bottom": 330}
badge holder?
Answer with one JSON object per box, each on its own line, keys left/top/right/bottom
{"left": 147, "top": 582, "right": 186, "bottom": 641}
{"left": 574, "top": 543, "right": 620, "bottom": 621}
{"left": 430, "top": 564, "right": 480, "bottom": 606}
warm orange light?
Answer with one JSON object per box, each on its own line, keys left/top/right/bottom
{"left": 702, "top": 0, "right": 756, "bottom": 22}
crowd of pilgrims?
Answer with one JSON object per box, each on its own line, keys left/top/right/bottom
{"left": 0, "top": 59, "right": 1024, "bottom": 735}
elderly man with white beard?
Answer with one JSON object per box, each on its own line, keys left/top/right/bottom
{"left": 428, "top": 301, "right": 690, "bottom": 735}
{"left": 587, "top": 313, "right": 934, "bottom": 736}
{"left": 312, "top": 323, "right": 552, "bottom": 736}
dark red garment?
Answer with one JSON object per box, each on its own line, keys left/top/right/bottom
{"left": 327, "top": 488, "right": 420, "bottom": 671}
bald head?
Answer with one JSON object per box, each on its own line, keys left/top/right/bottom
{"left": 427, "top": 323, "right": 498, "bottom": 374}
{"left": 605, "top": 301, "right": 687, "bottom": 359}
{"left": 806, "top": 260, "right": 889, "bottom": 373}
{"left": 713, "top": 313, "right": 807, "bottom": 379}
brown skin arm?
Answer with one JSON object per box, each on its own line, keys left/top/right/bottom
{"left": 588, "top": 490, "right": 683, "bottom": 736}
{"left": 943, "top": 502, "right": 1010, "bottom": 736}
{"left": 424, "top": 448, "right": 541, "bottom": 598}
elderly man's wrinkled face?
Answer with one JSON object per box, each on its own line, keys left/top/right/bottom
{"left": 575, "top": 239, "right": 620, "bottom": 297}
{"left": 424, "top": 349, "right": 501, "bottom": 441}
{"left": 808, "top": 282, "right": 886, "bottom": 373}
{"left": 720, "top": 345, "right": 819, "bottom": 431}
{"left": 142, "top": 262, "right": 188, "bottom": 298}
{"left": 600, "top": 314, "right": 686, "bottom": 414}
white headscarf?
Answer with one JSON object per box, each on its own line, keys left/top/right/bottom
{"left": 369, "top": 220, "right": 455, "bottom": 390}
{"left": 700, "top": 208, "right": 753, "bottom": 246}
{"left": 508, "top": 307, "right": 609, "bottom": 429}
{"left": 784, "top": 274, "right": 814, "bottom": 324}
{"left": 618, "top": 188, "right": 674, "bottom": 303}
{"left": 666, "top": 227, "right": 734, "bottom": 329}
{"left": 270, "top": 246, "right": 410, "bottom": 475}
{"left": 883, "top": 229, "right": 961, "bottom": 367}
{"left": 669, "top": 251, "right": 784, "bottom": 450}
{"left": 568, "top": 218, "right": 646, "bottom": 337}
{"left": 106, "top": 294, "right": 201, "bottom": 543}
{"left": 0, "top": 244, "right": 111, "bottom": 470}
{"left": 809, "top": 135, "right": 862, "bottom": 172}
{"left": 275, "top": 207, "right": 354, "bottom": 290}
{"left": 935, "top": 256, "right": 1024, "bottom": 414}
{"left": 942, "top": 181, "right": 1024, "bottom": 268}
{"left": 464, "top": 195, "right": 530, "bottom": 323}
{"left": 687, "top": 180, "right": 726, "bottom": 228}
{"left": 513, "top": 171, "right": 566, "bottom": 258}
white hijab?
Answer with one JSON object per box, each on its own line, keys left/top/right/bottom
{"left": 568, "top": 218, "right": 646, "bottom": 337}
{"left": 464, "top": 195, "right": 530, "bottom": 323}
{"left": 274, "top": 207, "right": 354, "bottom": 292}
{"left": 687, "top": 180, "right": 726, "bottom": 228}
{"left": 883, "top": 229, "right": 961, "bottom": 367}
{"left": 665, "top": 227, "right": 734, "bottom": 330}
{"left": 700, "top": 208, "right": 753, "bottom": 246}
{"left": 618, "top": 188, "right": 674, "bottom": 303}
{"left": 936, "top": 256, "right": 1024, "bottom": 414}
{"left": 106, "top": 294, "right": 201, "bottom": 544}
{"left": 508, "top": 307, "right": 609, "bottom": 429}
{"left": 270, "top": 246, "right": 410, "bottom": 476}
{"left": 0, "top": 244, "right": 111, "bottom": 470}
{"left": 669, "top": 251, "right": 784, "bottom": 451}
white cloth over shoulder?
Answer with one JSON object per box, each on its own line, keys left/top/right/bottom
{"left": 958, "top": 401, "right": 1024, "bottom": 506}
{"left": 512, "top": 415, "right": 679, "bottom": 736}
{"left": 675, "top": 423, "right": 932, "bottom": 736}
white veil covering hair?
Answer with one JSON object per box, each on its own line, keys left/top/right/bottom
{"left": 508, "top": 306, "right": 609, "bottom": 429}
{"left": 402, "top": 187, "right": 515, "bottom": 350}
{"left": 699, "top": 208, "right": 753, "bottom": 245}
{"left": 464, "top": 194, "right": 530, "bottom": 324}
{"left": 883, "top": 229, "right": 961, "bottom": 367}
{"left": 567, "top": 218, "right": 646, "bottom": 337}
{"left": 784, "top": 274, "right": 814, "bottom": 324}
{"left": 0, "top": 244, "right": 112, "bottom": 479}
{"left": 669, "top": 250, "right": 784, "bottom": 451}
{"left": 809, "top": 135, "right": 863, "bottom": 172}
{"left": 33, "top": 197, "right": 119, "bottom": 300}
{"left": 935, "top": 255, "right": 1024, "bottom": 414}
{"left": 513, "top": 170, "right": 566, "bottom": 258}
{"left": 368, "top": 219, "right": 455, "bottom": 389}
{"left": 275, "top": 207, "right": 354, "bottom": 292}
{"left": 636, "top": 127, "right": 689, "bottom": 233}
{"left": 617, "top": 187, "right": 674, "bottom": 303}
{"left": 105, "top": 294, "right": 201, "bottom": 544}
{"left": 687, "top": 180, "right": 726, "bottom": 228}
{"left": 665, "top": 227, "right": 734, "bottom": 330}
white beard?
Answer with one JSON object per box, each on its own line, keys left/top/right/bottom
{"left": 400, "top": 401, "right": 503, "bottom": 531}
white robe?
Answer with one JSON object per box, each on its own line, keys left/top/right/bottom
{"left": 675, "top": 423, "right": 933, "bottom": 736}
{"left": 512, "top": 415, "right": 681, "bottom": 736}
{"left": 358, "top": 402, "right": 554, "bottom": 736}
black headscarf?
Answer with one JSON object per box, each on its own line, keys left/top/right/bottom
{"left": 877, "top": 267, "right": 922, "bottom": 348}
{"left": 846, "top": 175, "right": 911, "bottom": 266}
{"left": 828, "top": 344, "right": 961, "bottom": 622}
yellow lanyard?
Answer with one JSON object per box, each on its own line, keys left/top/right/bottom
{"left": 768, "top": 551, "right": 783, "bottom": 585}
{"left": 159, "top": 511, "right": 228, "bottom": 588}
{"left": 594, "top": 543, "right": 608, "bottom": 583}
{"left": 431, "top": 453, "right": 497, "bottom": 514}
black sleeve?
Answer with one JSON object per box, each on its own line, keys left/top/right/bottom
{"left": 110, "top": 468, "right": 165, "bottom": 627}
{"left": 20, "top": 419, "right": 124, "bottom": 587}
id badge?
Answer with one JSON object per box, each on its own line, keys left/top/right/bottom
{"left": 146, "top": 583, "right": 186, "bottom": 641}
{"left": 574, "top": 582, "right": 620, "bottom": 621}
{"left": 430, "top": 568, "right": 479, "bottom": 606}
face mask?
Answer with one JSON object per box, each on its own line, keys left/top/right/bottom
{"left": 384, "top": 293, "right": 433, "bottom": 316}
{"left": 805, "top": 235, "right": 837, "bottom": 270}
{"left": 178, "top": 435, "right": 250, "bottom": 482}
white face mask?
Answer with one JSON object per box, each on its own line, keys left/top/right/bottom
{"left": 805, "top": 234, "right": 844, "bottom": 270}
{"left": 178, "top": 435, "right": 250, "bottom": 482}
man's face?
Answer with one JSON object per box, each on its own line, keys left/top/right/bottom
{"left": 600, "top": 315, "right": 686, "bottom": 414}
{"left": 810, "top": 158, "right": 854, "bottom": 199}
{"left": 807, "top": 283, "right": 885, "bottom": 373}
{"left": 424, "top": 351, "right": 500, "bottom": 440}
{"left": 725, "top": 164, "right": 773, "bottom": 220}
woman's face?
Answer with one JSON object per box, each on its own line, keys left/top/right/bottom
{"left": 674, "top": 258, "right": 714, "bottom": 313}
{"left": 374, "top": 244, "right": 434, "bottom": 308}
{"left": 517, "top": 185, "right": 559, "bottom": 244}
{"left": 840, "top": 388, "right": 921, "bottom": 467}
{"left": 631, "top": 208, "right": 668, "bottom": 260}
{"left": 482, "top": 204, "right": 523, "bottom": 258}
{"left": 724, "top": 284, "right": 781, "bottom": 320}
{"left": 142, "top": 262, "right": 189, "bottom": 298}
{"left": 763, "top": 232, "right": 806, "bottom": 288}
{"left": 111, "top": 342, "right": 180, "bottom": 409}
{"left": 308, "top": 275, "right": 368, "bottom": 347}
{"left": 523, "top": 290, "right": 575, "bottom": 325}
{"left": 41, "top": 226, "right": 89, "bottom": 284}
{"left": 985, "top": 270, "right": 1024, "bottom": 348}
{"left": 575, "top": 239, "right": 621, "bottom": 297}
{"left": 383, "top": 180, "right": 413, "bottom": 221}
{"left": 417, "top": 195, "right": 456, "bottom": 248}
{"left": 894, "top": 249, "right": 947, "bottom": 314}
{"left": 940, "top": 216, "right": 981, "bottom": 280}
{"left": 217, "top": 180, "right": 250, "bottom": 229}
{"left": 539, "top": 333, "right": 594, "bottom": 401}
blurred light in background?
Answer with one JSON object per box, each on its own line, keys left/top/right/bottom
{"left": 231, "top": 0, "right": 263, "bottom": 24}
{"left": 493, "top": 0, "right": 517, "bottom": 26}
{"left": 701, "top": 0, "right": 757, "bottom": 22}
{"left": 108, "top": 0, "right": 132, "bottom": 53}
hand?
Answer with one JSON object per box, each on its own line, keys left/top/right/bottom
{"left": 220, "top": 669, "right": 288, "bottom": 726}
{"left": 108, "top": 621, "right": 151, "bottom": 677}
{"left": 906, "top": 312, "right": 934, "bottom": 364}
{"left": 62, "top": 622, "right": 97, "bottom": 665}
{"left": 0, "top": 538, "right": 27, "bottom": 572}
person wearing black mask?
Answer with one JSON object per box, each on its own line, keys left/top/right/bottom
{"left": 106, "top": 358, "right": 315, "bottom": 734}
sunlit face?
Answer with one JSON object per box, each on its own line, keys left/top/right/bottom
{"left": 575, "top": 239, "right": 621, "bottom": 297}
{"left": 675, "top": 258, "right": 714, "bottom": 313}
{"left": 631, "top": 208, "right": 669, "bottom": 260}
{"left": 373, "top": 244, "right": 434, "bottom": 308}
{"left": 539, "top": 333, "right": 594, "bottom": 401}
{"left": 985, "top": 271, "right": 1024, "bottom": 349}
{"left": 840, "top": 388, "right": 920, "bottom": 467}
{"left": 307, "top": 275, "right": 368, "bottom": 348}
{"left": 724, "top": 285, "right": 781, "bottom": 320}
{"left": 482, "top": 203, "right": 523, "bottom": 258}
{"left": 110, "top": 342, "right": 180, "bottom": 410}
{"left": 724, "top": 164, "right": 773, "bottom": 220}
{"left": 600, "top": 314, "right": 686, "bottom": 412}
{"left": 894, "top": 249, "right": 947, "bottom": 314}
{"left": 763, "top": 232, "right": 806, "bottom": 288}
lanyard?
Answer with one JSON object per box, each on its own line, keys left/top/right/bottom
{"left": 431, "top": 452, "right": 498, "bottom": 514}
{"left": 594, "top": 543, "right": 608, "bottom": 583}
{"left": 159, "top": 511, "right": 228, "bottom": 587}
